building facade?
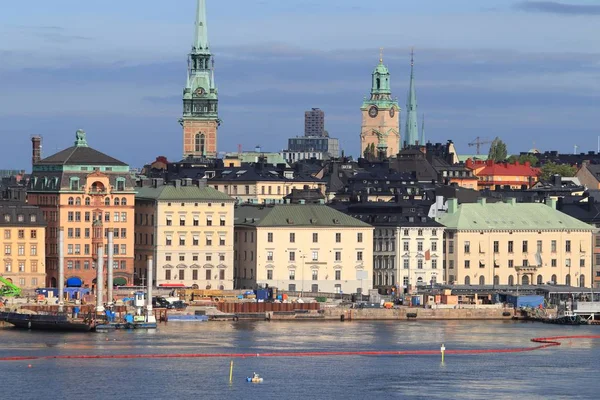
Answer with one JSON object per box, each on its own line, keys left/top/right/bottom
{"left": 182, "top": 0, "right": 220, "bottom": 158}
{"left": 466, "top": 159, "right": 540, "bottom": 190}
{"left": 305, "top": 108, "right": 325, "bottom": 137}
{"left": 135, "top": 179, "right": 235, "bottom": 289}
{"left": 234, "top": 204, "right": 374, "bottom": 294}
{"left": 27, "top": 130, "right": 136, "bottom": 288}
{"left": 0, "top": 202, "right": 46, "bottom": 290}
{"left": 286, "top": 136, "right": 340, "bottom": 159}
{"left": 438, "top": 198, "right": 594, "bottom": 288}
{"left": 360, "top": 56, "right": 400, "bottom": 158}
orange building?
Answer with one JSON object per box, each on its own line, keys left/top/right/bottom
{"left": 27, "top": 130, "right": 136, "bottom": 288}
{"left": 466, "top": 159, "right": 540, "bottom": 190}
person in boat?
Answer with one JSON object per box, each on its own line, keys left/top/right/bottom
{"left": 253, "top": 372, "right": 259, "bottom": 379}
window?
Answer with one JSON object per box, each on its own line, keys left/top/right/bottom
{"left": 121, "top": 244, "right": 126, "bottom": 254}
{"left": 180, "top": 217, "right": 186, "bottom": 226}
{"left": 403, "top": 259, "right": 409, "bottom": 269}
{"left": 68, "top": 228, "right": 74, "bottom": 238}
{"left": 312, "top": 233, "right": 318, "bottom": 243}
{"left": 68, "top": 197, "right": 74, "bottom": 205}
{"left": 357, "top": 233, "right": 363, "bottom": 243}
{"left": 335, "top": 251, "right": 341, "bottom": 261}
{"left": 417, "top": 229, "right": 423, "bottom": 236}
{"left": 580, "top": 259, "right": 585, "bottom": 267}
{"left": 114, "top": 198, "right": 120, "bottom": 206}
{"left": 493, "top": 241, "right": 499, "bottom": 253}
{"left": 195, "top": 133, "right": 206, "bottom": 154}
{"left": 18, "top": 245, "right": 25, "bottom": 256}
{"left": 179, "top": 236, "right": 185, "bottom": 246}
{"left": 85, "top": 197, "right": 91, "bottom": 206}
{"left": 289, "top": 251, "right": 295, "bottom": 262}
{"left": 267, "top": 270, "right": 273, "bottom": 280}
{"left": 537, "top": 240, "right": 543, "bottom": 253}
{"left": 449, "top": 260, "right": 454, "bottom": 269}
{"left": 165, "top": 270, "right": 171, "bottom": 280}
{"left": 30, "top": 244, "right": 38, "bottom": 256}
{"left": 121, "top": 228, "right": 127, "bottom": 238}
{"left": 404, "top": 229, "right": 410, "bottom": 236}
{"left": 3, "top": 230, "right": 9, "bottom": 239}
{"left": 312, "top": 270, "right": 318, "bottom": 281}
{"left": 289, "top": 270, "right": 296, "bottom": 280}
{"left": 464, "top": 241, "right": 471, "bottom": 253}
{"left": 193, "top": 216, "right": 199, "bottom": 227}
{"left": 522, "top": 241, "right": 528, "bottom": 253}
{"left": 219, "top": 237, "right": 225, "bottom": 246}
{"left": 431, "top": 241, "right": 437, "bottom": 252}
{"left": 290, "top": 233, "right": 295, "bottom": 243}
{"left": 267, "top": 233, "right": 273, "bottom": 243}
{"left": 207, "top": 217, "right": 212, "bottom": 226}
{"left": 508, "top": 241, "right": 514, "bottom": 253}
{"left": 18, "top": 261, "right": 25, "bottom": 272}
{"left": 85, "top": 228, "right": 90, "bottom": 238}
{"left": 551, "top": 259, "right": 557, "bottom": 267}
{"left": 4, "top": 261, "right": 11, "bottom": 272}
{"left": 448, "top": 241, "right": 454, "bottom": 254}
{"left": 84, "top": 245, "right": 90, "bottom": 255}
{"left": 192, "top": 270, "right": 198, "bottom": 280}
{"left": 31, "top": 261, "right": 38, "bottom": 273}
{"left": 68, "top": 212, "right": 74, "bottom": 222}
{"left": 178, "top": 270, "right": 185, "bottom": 280}
{"left": 432, "top": 229, "right": 437, "bottom": 237}
{"left": 465, "top": 260, "right": 470, "bottom": 269}
{"left": 166, "top": 217, "right": 172, "bottom": 226}
{"left": 114, "top": 212, "right": 120, "bottom": 222}
{"left": 166, "top": 254, "right": 172, "bottom": 262}
{"left": 312, "top": 251, "right": 318, "bottom": 261}
{"left": 166, "top": 237, "right": 172, "bottom": 246}
{"left": 267, "top": 251, "right": 273, "bottom": 261}
{"left": 206, "top": 237, "right": 212, "bottom": 246}
{"left": 193, "top": 236, "right": 199, "bottom": 246}
{"left": 121, "top": 212, "right": 127, "bottom": 222}
{"left": 418, "top": 260, "right": 423, "bottom": 269}
{"left": 432, "top": 259, "right": 437, "bottom": 269}
{"left": 523, "top": 259, "right": 529, "bottom": 267}
{"left": 336, "top": 233, "right": 341, "bottom": 243}
{"left": 67, "top": 261, "right": 73, "bottom": 270}
{"left": 566, "top": 240, "right": 571, "bottom": 253}
{"left": 357, "top": 251, "right": 363, "bottom": 261}
{"left": 417, "top": 242, "right": 423, "bottom": 252}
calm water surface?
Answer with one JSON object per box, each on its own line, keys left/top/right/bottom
{"left": 1, "top": 320, "right": 598, "bottom": 400}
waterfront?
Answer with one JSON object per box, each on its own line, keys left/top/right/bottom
{"left": 0, "top": 321, "right": 598, "bottom": 399}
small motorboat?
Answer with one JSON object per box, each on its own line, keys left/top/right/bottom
{"left": 246, "top": 373, "right": 263, "bottom": 383}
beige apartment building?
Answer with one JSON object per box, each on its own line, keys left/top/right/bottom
{"left": 438, "top": 198, "right": 594, "bottom": 288}
{"left": 135, "top": 179, "right": 235, "bottom": 289}
{"left": 234, "top": 204, "right": 374, "bottom": 294}
{"left": 1, "top": 202, "right": 46, "bottom": 290}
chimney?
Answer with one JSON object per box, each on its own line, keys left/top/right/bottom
{"left": 447, "top": 198, "right": 458, "bottom": 214}
{"left": 545, "top": 198, "right": 557, "bottom": 210}
{"left": 31, "top": 136, "right": 42, "bottom": 165}
{"left": 477, "top": 197, "right": 487, "bottom": 206}
{"left": 553, "top": 174, "right": 561, "bottom": 187}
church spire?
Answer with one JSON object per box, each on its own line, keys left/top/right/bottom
{"left": 420, "top": 114, "right": 426, "bottom": 146}
{"left": 405, "top": 48, "right": 419, "bottom": 147}
{"left": 193, "top": 0, "right": 209, "bottom": 53}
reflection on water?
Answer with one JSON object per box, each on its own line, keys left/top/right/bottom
{"left": 0, "top": 321, "right": 598, "bottom": 400}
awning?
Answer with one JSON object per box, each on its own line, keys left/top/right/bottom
{"left": 66, "top": 277, "right": 83, "bottom": 287}
{"left": 158, "top": 283, "right": 186, "bottom": 287}
{"left": 113, "top": 277, "right": 127, "bottom": 286}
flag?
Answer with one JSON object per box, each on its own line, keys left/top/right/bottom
{"left": 425, "top": 250, "right": 431, "bottom": 261}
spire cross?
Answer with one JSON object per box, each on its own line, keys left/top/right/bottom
{"left": 380, "top": 47, "right": 384, "bottom": 63}
{"left": 410, "top": 47, "right": 415, "bottom": 67}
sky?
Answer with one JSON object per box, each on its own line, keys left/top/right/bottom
{"left": 1, "top": 0, "right": 600, "bottom": 169}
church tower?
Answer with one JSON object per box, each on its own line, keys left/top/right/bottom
{"left": 404, "top": 49, "right": 419, "bottom": 147}
{"left": 181, "top": 0, "right": 219, "bottom": 158}
{"left": 360, "top": 51, "right": 400, "bottom": 158}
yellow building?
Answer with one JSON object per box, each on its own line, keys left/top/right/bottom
{"left": 135, "top": 179, "right": 235, "bottom": 289}
{"left": 438, "top": 198, "right": 594, "bottom": 288}
{"left": 0, "top": 202, "right": 46, "bottom": 290}
{"left": 234, "top": 204, "right": 374, "bottom": 294}
{"left": 28, "top": 130, "right": 136, "bottom": 288}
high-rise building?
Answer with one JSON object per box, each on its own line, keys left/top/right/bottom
{"left": 305, "top": 108, "right": 325, "bottom": 137}
{"left": 182, "top": 0, "right": 220, "bottom": 158}
{"left": 360, "top": 53, "right": 400, "bottom": 158}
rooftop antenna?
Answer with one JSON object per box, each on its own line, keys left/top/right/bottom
{"left": 597, "top": 136, "right": 599, "bottom": 153}
{"left": 574, "top": 144, "right": 578, "bottom": 155}
{"left": 379, "top": 47, "right": 384, "bottom": 63}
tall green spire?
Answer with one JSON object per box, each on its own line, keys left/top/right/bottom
{"left": 182, "top": 0, "right": 218, "bottom": 120}
{"left": 405, "top": 49, "right": 419, "bottom": 147}
{"left": 420, "top": 114, "right": 426, "bottom": 145}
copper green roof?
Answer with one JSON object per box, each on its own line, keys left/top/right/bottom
{"left": 437, "top": 199, "right": 594, "bottom": 231}
{"left": 136, "top": 184, "right": 233, "bottom": 202}
{"left": 235, "top": 204, "right": 372, "bottom": 228}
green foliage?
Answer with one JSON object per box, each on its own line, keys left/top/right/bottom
{"left": 540, "top": 162, "right": 577, "bottom": 181}
{"left": 488, "top": 137, "right": 508, "bottom": 162}
{"left": 506, "top": 154, "right": 539, "bottom": 166}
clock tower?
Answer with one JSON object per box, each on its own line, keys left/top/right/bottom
{"left": 181, "top": 0, "right": 219, "bottom": 158}
{"left": 360, "top": 53, "right": 400, "bottom": 158}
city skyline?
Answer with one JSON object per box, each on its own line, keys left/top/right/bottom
{"left": 1, "top": 0, "right": 600, "bottom": 168}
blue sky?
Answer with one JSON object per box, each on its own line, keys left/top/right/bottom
{"left": 1, "top": 0, "right": 600, "bottom": 168}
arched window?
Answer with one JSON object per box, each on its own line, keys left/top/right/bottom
{"left": 75, "top": 198, "right": 81, "bottom": 205}
{"left": 121, "top": 197, "right": 127, "bottom": 206}
{"left": 537, "top": 275, "right": 543, "bottom": 285}
{"left": 376, "top": 78, "right": 381, "bottom": 90}
{"left": 68, "top": 197, "right": 74, "bottom": 205}
{"left": 464, "top": 276, "right": 470, "bottom": 285}
{"left": 85, "top": 197, "right": 91, "bottom": 206}
{"left": 195, "top": 133, "right": 206, "bottom": 154}
{"left": 114, "top": 198, "right": 120, "bottom": 206}
{"left": 493, "top": 275, "right": 500, "bottom": 285}
{"left": 522, "top": 275, "right": 530, "bottom": 285}
{"left": 104, "top": 197, "right": 110, "bottom": 206}
{"left": 479, "top": 276, "right": 485, "bottom": 286}
{"left": 580, "top": 275, "right": 585, "bottom": 288}
{"left": 551, "top": 274, "right": 557, "bottom": 285}
{"left": 508, "top": 275, "right": 514, "bottom": 286}
{"left": 565, "top": 274, "right": 571, "bottom": 286}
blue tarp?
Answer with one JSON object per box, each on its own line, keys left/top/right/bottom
{"left": 506, "top": 295, "right": 544, "bottom": 308}
{"left": 66, "top": 277, "right": 83, "bottom": 287}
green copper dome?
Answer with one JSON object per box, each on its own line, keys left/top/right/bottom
{"left": 373, "top": 61, "right": 389, "bottom": 75}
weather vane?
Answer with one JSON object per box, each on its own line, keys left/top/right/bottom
{"left": 380, "top": 47, "right": 384, "bottom": 63}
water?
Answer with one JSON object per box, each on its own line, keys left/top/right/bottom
{"left": 1, "top": 321, "right": 598, "bottom": 400}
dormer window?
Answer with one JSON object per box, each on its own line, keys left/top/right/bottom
{"left": 3, "top": 214, "right": 10, "bottom": 222}
{"left": 116, "top": 179, "right": 125, "bottom": 192}
{"left": 17, "top": 214, "right": 24, "bottom": 222}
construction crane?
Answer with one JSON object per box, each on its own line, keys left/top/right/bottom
{"left": 0, "top": 276, "right": 22, "bottom": 298}
{"left": 468, "top": 137, "right": 493, "bottom": 155}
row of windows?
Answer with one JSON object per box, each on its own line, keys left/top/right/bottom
{"left": 66, "top": 260, "right": 127, "bottom": 270}
{"left": 66, "top": 227, "right": 127, "bottom": 239}
{"left": 2, "top": 214, "right": 38, "bottom": 223}
{"left": 234, "top": 268, "right": 344, "bottom": 282}
{"left": 165, "top": 254, "right": 226, "bottom": 263}
{"left": 402, "top": 241, "right": 437, "bottom": 252}
{"left": 4, "top": 277, "right": 39, "bottom": 287}
{"left": 165, "top": 237, "right": 226, "bottom": 246}
{"left": 67, "top": 211, "right": 127, "bottom": 223}
{"left": 401, "top": 259, "right": 438, "bottom": 269}
{"left": 66, "top": 244, "right": 127, "bottom": 255}
{"left": 259, "top": 232, "right": 364, "bottom": 244}
{"left": 3, "top": 244, "right": 38, "bottom": 256}
{"left": 164, "top": 268, "right": 225, "bottom": 281}
{"left": 67, "top": 197, "right": 128, "bottom": 206}
{"left": 457, "top": 274, "right": 585, "bottom": 287}
{"left": 165, "top": 216, "right": 225, "bottom": 227}
{"left": 377, "top": 229, "right": 438, "bottom": 237}
{"left": 4, "top": 260, "right": 39, "bottom": 273}
{"left": 375, "top": 275, "right": 437, "bottom": 287}
{"left": 3, "top": 229, "right": 37, "bottom": 240}
{"left": 261, "top": 250, "right": 363, "bottom": 262}
{"left": 448, "top": 258, "right": 586, "bottom": 269}
{"left": 450, "top": 240, "right": 581, "bottom": 255}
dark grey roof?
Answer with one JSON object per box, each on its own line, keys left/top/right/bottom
{"left": 0, "top": 202, "right": 46, "bottom": 227}
{"left": 37, "top": 146, "right": 127, "bottom": 166}
{"left": 332, "top": 201, "right": 443, "bottom": 228}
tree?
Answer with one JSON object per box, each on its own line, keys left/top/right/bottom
{"left": 488, "top": 137, "right": 508, "bottom": 162}
{"left": 540, "top": 162, "right": 577, "bottom": 181}
{"left": 506, "top": 154, "right": 539, "bottom": 166}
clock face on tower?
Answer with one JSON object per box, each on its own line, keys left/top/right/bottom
{"left": 368, "top": 106, "right": 378, "bottom": 118}
{"left": 194, "top": 87, "right": 206, "bottom": 97}
{"left": 389, "top": 107, "right": 395, "bottom": 118}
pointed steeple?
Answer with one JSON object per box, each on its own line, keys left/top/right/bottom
{"left": 420, "top": 114, "right": 426, "bottom": 146}
{"left": 405, "top": 48, "right": 419, "bottom": 147}
{"left": 193, "top": 0, "right": 209, "bottom": 53}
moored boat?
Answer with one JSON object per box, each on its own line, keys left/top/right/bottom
{"left": 0, "top": 311, "right": 93, "bottom": 332}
